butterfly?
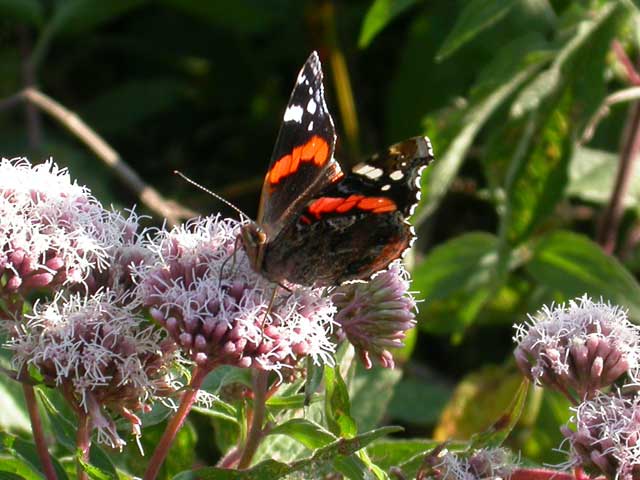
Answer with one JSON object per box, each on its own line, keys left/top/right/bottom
{"left": 241, "top": 51, "right": 433, "bottom": 287}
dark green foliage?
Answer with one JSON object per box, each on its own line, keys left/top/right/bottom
{"left": 0, "top": 0, "right": 639, "bottom": 478}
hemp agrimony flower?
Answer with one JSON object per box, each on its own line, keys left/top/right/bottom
{"left": 332, "top": 262, "right": 416, "bottom": 369}
{"left": 135, "top": 215, "right": 336, "bottom": 373}
{"left": 420, "top": 447, "right": 514, "bottom": 480}
{"left": 0, "top": 157, "right": 138, "bottom": 294}
{"left": 8, "top": 290, "right": 178, "bottom": 448}
{"left": 561, "top": 390, "right": 640, "bottom": 480}
{"left": 513, "top": 295, "right": 640, "bottom": 400}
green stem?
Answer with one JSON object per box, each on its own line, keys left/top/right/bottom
{"left": 76, "top": 412, "right": 90, "bottom": 480}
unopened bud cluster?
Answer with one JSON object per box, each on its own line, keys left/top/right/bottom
{"left": 332, "top": 263, "right": 416, "bottom": 369}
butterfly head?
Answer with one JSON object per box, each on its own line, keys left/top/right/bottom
{"left": 240, "top": 222, "right": 267, "bottom": 271}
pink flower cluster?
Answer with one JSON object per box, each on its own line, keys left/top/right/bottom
{"left": 134, "top": 215, "right": 337, "bottom": 373}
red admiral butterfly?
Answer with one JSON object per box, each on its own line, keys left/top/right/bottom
{"left": 241, "top": 52, "right": 434, "bottom": 287}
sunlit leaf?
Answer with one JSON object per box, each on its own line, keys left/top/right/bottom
{"left": 267, "top": 419, "right": 335, "bottom": 450}
{"left": 325, "top": 366, "right": 357, "bottom": 438}
{"left": 358, "top": 0, "right": 419, "bottom": 48}
{"left": 433, "top": 365, "right": 524, "bottom": 441}
{"left": 349, "top": 364, "right": 402, "bottom": 432}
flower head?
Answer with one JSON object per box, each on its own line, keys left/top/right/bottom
{"left": 135, "top": 215, "right": 336, "bottom": 373}
{"left": 0, "top": 158, "right": 138, "bottom": 294}
{"left": 8, "top": 290, "right": 177, "bottom": 448}
{"left": 562, "top": 390, "right": 640, "bottom": 480}
{"left": 332, "top": 262, "right": 416, "bottom": 369}
{"left": 513, "top": 295, "right": 640, "bottom": 399}
{"left": 420, "top": 447, "right": 514, "bottom": 480}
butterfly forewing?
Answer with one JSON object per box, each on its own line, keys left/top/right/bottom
{"left": 256, "top": 51, "right": 341, "bottom": 238}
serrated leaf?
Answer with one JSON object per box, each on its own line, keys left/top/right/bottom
{"left": 77, "top": 453, "right": 113, "bottom": 480}
{"left": 0, "top": 432, "right": 67, "bottom": 479}
{"left": 415, "top": 60, "right": 545, "bottom": 224}
{"left": 525, "top": 230, "right": 640, "bottom": 320}
{"left": 0, "top": 0, "right": 43, "bottom": 26}
{"left": 358, "top": 0, "right": 419, "bottom": 48}
{"left": 325, "top": 366, "right": 357, "bottom": 438}
{"left": 0, "top": 454, "right": 44, "bottom": 480}
{"left": 436, "top": 0, "right": 519, "bottom": 61}
{"left": 501, "top": 93, "right": 572, "bottom": 247}
{"left": 511, "top": 2, "right": 623, "bottom": 116}
{"left": 267, "top": 419, "right": 335, "bottom": 450}
{"left": 177, "top": 427, "right": 401, "bottom": 480}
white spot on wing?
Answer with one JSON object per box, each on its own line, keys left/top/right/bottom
{"left": 390, "top": 170, "right": 404, "bottom": 181}
{"left": 307, "top": 121, "right": 314, "bottom": 131}
{"left": 307, "top": 98, "right": 317, "bottom": 114}
{"left": 352, "top": 163, "right": 384, "bottom": 179}
{"left": 283, "top": 104, "right": 303, "bottom": 123}
{"left": 297, "top": 73, "right": 306, "bottom": 85}
{"left": 381, "top": 184, "right": 391, "bottom": 191}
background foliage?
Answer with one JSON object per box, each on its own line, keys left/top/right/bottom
{"left": 1, "top": 0, "right": 640, "bottom": 478}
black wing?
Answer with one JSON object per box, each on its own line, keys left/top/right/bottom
{"left": 256, "top": 51, "right": 342, "bottom": 238}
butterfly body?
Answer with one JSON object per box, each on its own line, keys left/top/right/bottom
{"left": 241, "top": 52, "right": 433, "bottom": 287}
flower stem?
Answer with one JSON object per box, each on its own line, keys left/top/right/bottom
{"left": 597, "top": 100, "right": 640, "bottom": 253}
{"left": 76, "top": 412, "right": 91, "bottom": 480}
{"left": 143, "top": 366, "right": 208, "bottom": 480}
{"left": 22, "top": 384, "right": 57, "bottom": 480}
{"left": 237, "top": 370, "right": 269, "bottom": 469}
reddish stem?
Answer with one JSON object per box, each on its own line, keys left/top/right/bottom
{"left": 237, "top": 370, "right": 269, "bottom": 469}
{"left": 143, "top": 366, "right": 209, "bottom": 480}
{"left": 597, "top": 101, "right": 640, "bottom": 253}
{"left": 613, "top": 40, "right": 640, "bottom": 86}
{"left": 22, "top": 384, "right": 58, "bottom": 480}
{"left": 76, "top": 412, "right": 91, "bottom": 480}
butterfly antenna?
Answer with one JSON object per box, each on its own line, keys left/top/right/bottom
{"left": 174, "top": 170, "right": 250, "bottom": 220}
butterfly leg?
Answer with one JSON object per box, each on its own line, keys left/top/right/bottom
{"left": 218, "top": 235, "right": 243, "bottom": 288}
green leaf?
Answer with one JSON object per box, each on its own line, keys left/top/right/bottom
{"left": 525, "top": 230, "right": 640, "bottom": 320}
{"left": 266, "top": 393, "right": 320, "bottom": 412}
{"left": 176, "top": 426, "right": 401, "bottom": 480}
{"left": 470, "top": 379, "right": 529, "bottom": 449}
{"left": 358, "top": 0, "right": 419, "bottom": 48}
{"left": 415, "top": 60, "right": 545, "bottom": 224}
{"left": 387, "top": 377, "right": 451, "bottom": 425}
{"left": 0, "top": 0, "right": 43, "bottom": 26}
{"left": 0, "top": 454, "right": 44, "bottom": 480}
{"left": 501, "top": 93, "right": 572, "bottom": 247}
{"left": 367, "top": 438, "right": 441, "bottom": 472}
{"left": 0, "top": 379, "right": 30, "bottom": 432}
{"left": 434, "top": 365, "right": 524, "bottom": 441}
{"left": 436, "top": 0, "right": 519, "bottom": 61}
{"left": 304, "top": 357, "right": 324, "bottom": 407}
{"left": 49, "top": 0, "right": 148, "bottom": 35}
{"left": 412, "top": 233, "right": 498, "bottom": 333}
{"left": 158, "top": 0, "right": 283, "bottom": 34}
{"left": 77, "top": 453, "right": 113, "bottom": 480}
{"left": 267, "top": 419, "right": 336, "bottom": 450}
{"left": 511, "top": 2, "right": 624, "bottom": 116}
{"left": 0, "top": 432, "right": 67, "bottom": 479}
{"left": 567, "top": 146, "right": 640, "bottom": 207}
{"left": 349, "top": 365, "right": 402, "bottom": 432}
{"left": 324, "top": 366, "right": 357, "bottom": 438}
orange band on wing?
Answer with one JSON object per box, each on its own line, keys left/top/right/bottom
{"left": 308, "top": 195, "right": 397, "bottom": 220}
{"left": 268, "top": 135, "right": 330, "bottom": 185}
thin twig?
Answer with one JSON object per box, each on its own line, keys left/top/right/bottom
{"left": 581, "top": 87, "right": 640, "bottom": 143}
{"left": 18, "top": 26, "right": 42, "bottom": 149}
{"left": 597, "top": 101, "right": 640, "bottom": 253}
{"left": 0, "top": 87, "right": 197, "bottom": 226}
